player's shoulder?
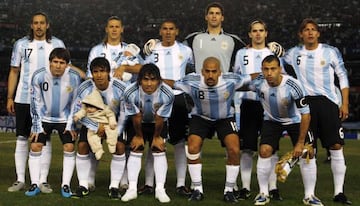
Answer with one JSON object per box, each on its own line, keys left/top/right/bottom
{"left": 32, "top": 67, "right": 47, "bottom": 78}
{"left": 13, "top": 36, "right": 30, "bottom": 47}
{"left": 50, "top": 36, "right": 65, "bottom": 44}
{"left": 184, "top": 31, "right": 205, "bottom": 40}
{"left": 78, "top": 79, "right": 94, "bottom": 94}
{"left": 112, "top": 78, "right": 128, "bottom": 91}
{"left": 223, "top": 31, "right": 240, "bottom": 40}
{"left": 123, "top": 82, "right": 138, "bottom": 99}
{"left": 320, "top": 43, "right": 341, "bottom": 54}
{"left": 284, "top": 75, "right": 302, "bottom": 89}
{"left": 68, "top": 67, "right": 82, "bottom": 78}
{"left": 160, "top": 83, "right": 175, "bottom": 99}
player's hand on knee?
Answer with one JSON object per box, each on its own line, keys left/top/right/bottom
{"left": 131, "top": 135, "right": 145, "bottom": 151}
{"left": 151, "top": 136, "right": 165, "bottom": 152}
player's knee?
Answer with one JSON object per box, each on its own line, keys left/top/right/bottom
{"left": 185, "top": 145, "right": 201, "bottom": 160}
{"left": 132, "top": 145, "right": 144, "bottom": 152}
{"left": 151, "top": 145, "right": 165, "bottom": 153}
{"left": 259, "top": 145, "right": 272, "bottom": 158}
{"left": 329, "top": 143, "right": 343, "bottom": 150}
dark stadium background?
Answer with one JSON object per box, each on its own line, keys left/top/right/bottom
{"left": 0, "top": 0, "right": 359, "bottom": 122}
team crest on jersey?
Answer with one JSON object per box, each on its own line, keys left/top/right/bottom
{"left": 281, "top": 98, "right": 289, "bottom": 106}
{"left": 223, "top": 91, "right": 230, "bottom": 99}
{"left": 178, "top": 54, "right": 184, "bottom": 61}
{"left": 221, "top": 41, "right": 228, "bottom": 50}
{"left": 320, "top": 60, "right": 326, "bottom": 66}
{"left": 112, "top": 99, "right": 120, "bottom": 107}
{"left": 66, "top": 86, "right": 73, "bottom": 93}
{"left": 154, "top": 103, "right": 161, "bottom": 111}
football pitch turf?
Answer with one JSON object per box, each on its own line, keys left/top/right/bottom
{"left": 0, "top": 132, "right": 358, "bottom": 206}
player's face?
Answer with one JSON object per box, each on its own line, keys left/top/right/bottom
{"left": 49, "top": 57, "right": 68, "bottom": 77}
{"left": 106, "top": 19, "right": 123, "bottom": 41}
{"left": 205, "top": 7, "right": 224, "bottom": 28}
{"left": 140, "top": 74, "right": 160, "bottom": 94}
{"left": 299, "top": 23, "right": 320, "bottom": 46}
{"left": 262, "top": 60, "right": 282, "bottom": 87}
{"left": 249, "top": 23, "right": 267, "bottom": 46}
{"left": 159, "top": 22, "right": 178, "bottom": 46}
{"left": 92, "top": 66, "right": 110, "bottom": 90}
{"left": 31, "top": 14, "right": 49, "bottom": 40}
{"left": 202, "top": 62, "right": 221, "bottom": 86}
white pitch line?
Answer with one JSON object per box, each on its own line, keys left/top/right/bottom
{"left": 0, "top": 140, "right": 16, "bottom": 144}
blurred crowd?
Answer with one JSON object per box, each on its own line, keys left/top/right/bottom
{"left": 0, "top": 0, "right": 359, "bottom": 55}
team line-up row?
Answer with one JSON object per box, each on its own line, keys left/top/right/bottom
{"left": 6, "top": 2, "right": 351, "bottom": 205}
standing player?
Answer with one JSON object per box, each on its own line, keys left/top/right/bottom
{"left": 183, "top": 2, "right": 246, "bottom": 73}
{"left": 87, "top": 15, "right": 143, "bottom": 80}
{"left": 283, "top": 18, "right": 351, "bottom": 205}
{"left": 121, "top": 64, "right": 174, "bottom": 203}
{"left": 26, "top": 48, "right": 81, "bottom": 197}
{"left": 7, "top": 12, "right": 66, "bottom": 193}
{"left": 140, "top": 19, "right": 194, "bottom": 196}
{"left": 71, "top": 57, "right": 128, "bottom": 200}
{"left": 233, "top": 20, "right": 281, "bottom": 200}
{"left": 252, "top": 55, "right": 322, "bottom": 206}
{"left": 174, "top": 57, "right": 254, "bottom": 203}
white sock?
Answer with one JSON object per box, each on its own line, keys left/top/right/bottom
{"left": 256, "top": 156, "right": 271, "bottom": 196}
{"left": 224, "top": 165, "right": 240, "bottom": 193}
{"left": 76, "top": 153, "right": 90, "bottom": 188}
{"left": 127, "top": 152, "right": 143, "bottom": 190}
{"left": 269, "top": 153, "right": 279, "bottom": 190}
{"left": 153, "top": 152, "right": 168, "bottom": 190}
{"left": 109, "top": 154, "right": 126, "bottom": 189}
{"left": 144, "top": 148, "right": 154, "bottom": 187}
{"left": 240, "top": 151, "right": 253, "bottom": 190}
{"left": 330, "top": 148, "right": 346, "bottom": 195}
{"left": 120, "top": 167, "right": 128, "bottom": 187}
{"left": 188, "top": 163, "right": 203, "bottom": 193}
{"left": 15, "top": 136, "right": 28, "bottom": 183}
{"left": 40, "top": 140, "right": 52, "bottom": 183}
{"left": 174, "top": 142, "right": 187, "bottom": 188}
{"left": 62, "top": 151, "right": 75, "bottom": 187}
{"left": 28, "top": 150, "right": 41, "bottom": 186}
{"left": 300, "top": 158, "right": 317, "bottom": 198}
{"left": 88, "top": 152, "right": 99, "bottom": 186}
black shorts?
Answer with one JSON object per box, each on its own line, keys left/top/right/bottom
{"left": 15, "top": 103, "right": 31, "bottom": 137}
{"left": 125, "top": 121, "right": 168, "bottom": 144}
{"left": 189, "top": 115, "right": 238, "bottom": 147}
{"left": 167, "top": 94, "right": 190, "bottom": 145}
{"left": 307, "top": 96, "right": 345, "bottom": 148}
{"left": 261, "top": 120, "right": 314, "bottom": 152}
{"left": 33, "top": 122, "right": 74, "bottom": 145}
{"left": 238, "top": 100, "right": 263, "bottom": 151}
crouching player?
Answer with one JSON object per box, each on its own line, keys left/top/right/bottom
{"left": 252, "top": 55, "right": 322, "bottom": 206}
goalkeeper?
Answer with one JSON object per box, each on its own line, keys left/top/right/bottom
{"left": 250, "top": 55, "right": 323, "bottom": 206}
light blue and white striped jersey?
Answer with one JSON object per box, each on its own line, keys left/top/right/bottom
{"left": 234, "top": 47, "right": 273, "bottom": 101}
{"left": 145, "top": 41, "right": 194, "bottom": 95}
{"left": 174, "top": 73, "right": 251, "bottom": 121}
{"left": 10, "top": 36, "right": 65, "bottom": 104}
{"left": 282, "top": 43, "right": 349, "bottom": 105}
{"left": 87, "top": 42, "right": 143, "bottom": 78}
{"left": 30, "top": 67, "right": 81, "bottom": 133}
{"left": 124, "top": 82, "right": 174, "bottom": 123}
{"left": 250, "top": 75, "right": 310, "bottom": 125}
{"left": 72, "top": 78, "right": 127, "bottom": 133}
